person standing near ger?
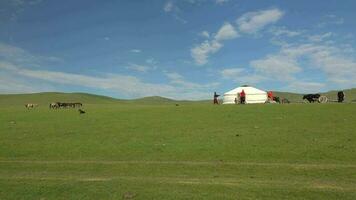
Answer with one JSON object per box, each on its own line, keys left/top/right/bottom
{"left": 213, "top": 92, "right": 220, "bottom": 104}
{"left": 337, "top": 91, "right": 345, "bottom": 103}
{"left": 267, "top": 91, "right": 273, "bottom": 102}
{"left": 240, "top": 89, "right": 246, "bottom": 104}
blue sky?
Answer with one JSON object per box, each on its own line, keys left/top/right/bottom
{"left": 0, "top": 0, "right": 355, "bottom": 99}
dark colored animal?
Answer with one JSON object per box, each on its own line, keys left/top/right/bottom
{"left": 303, "top": 94, "right": 321, "bottom": 103}
{"left": 281, "top": 98, "right": 290, "bottom": 104}
{"left": 273, "top": 96, "right": 280, "bottom": 103}
{"left": 78, "top": 109, "right": 85, "bottom": 114}
{"left": 337, "top": 91, "right": 345, "bottom": 103}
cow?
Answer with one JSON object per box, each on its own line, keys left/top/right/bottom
{"left": 49, "top": 102, "right": 59, "bottom": 109}
{"left": 74, "top": 102, "right": 83, "bottom": 108}
{"left": 25, "top": 103, "right": 38, "bottom": 109}
{"left": 303, "top": 94, "right": 321, "bottom": 103}
{"left": 78, "top": 109, "right": 86, "bottom": 114}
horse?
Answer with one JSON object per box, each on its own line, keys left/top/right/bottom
{"left": 25, "top": 103, "right": 38, "bottom": 109}
{"left": 303, "top": 94, "right": 321, "bottom": 103}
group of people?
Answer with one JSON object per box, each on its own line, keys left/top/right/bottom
{"left": 214, "top": 90, "right": 346, "bottom": 104}
{"left": 213, "top": 90, "right": 246, "bottom": 105}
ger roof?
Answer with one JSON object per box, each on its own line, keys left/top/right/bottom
{"left": 224, "top": 86, "right": 266, "bottom": 95}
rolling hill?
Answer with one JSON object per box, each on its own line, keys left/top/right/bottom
{"left": 0, "top": 88, "right": 355, "bottom": 106}
{"left": 273, "top": 88, "right": 356, "bottom": 103}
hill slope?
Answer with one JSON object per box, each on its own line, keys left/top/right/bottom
{"left": 1, "top": 88, "right": 355, "bottom": 105}
{"left": 274, "top": 88, "right": 356, "bottom": 103}
{"left": 0, "top": 92, "right": 120, "bottom": 105}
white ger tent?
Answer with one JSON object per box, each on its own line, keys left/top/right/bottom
{"left": 223, "top": 85, "right": 267, "bottom": 104}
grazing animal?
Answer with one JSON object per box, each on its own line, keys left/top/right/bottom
{"left": 74, "top": 102, "right": 83, "bottom": 108}
{"left": 78, "top": 109, "right": 85, "bottom": 114}
{"left": 25, "top": 103, "right": 38, "bottom": 109}
{"left": 303, "top": 94, "right": 321, "bottom": 103}
{"left": 49, "top": 102, "right": 59, "bottom": 109}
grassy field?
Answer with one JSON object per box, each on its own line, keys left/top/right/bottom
{"left": 0, "top": 94, "right": 356, "bottom": 199}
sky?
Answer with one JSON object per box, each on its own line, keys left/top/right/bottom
{"left": 0, "top": 0, "right": 356, "bottom": 100}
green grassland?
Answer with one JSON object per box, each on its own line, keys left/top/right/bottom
{"left": 0, "top": 92, "right": 356, "bottom": 199}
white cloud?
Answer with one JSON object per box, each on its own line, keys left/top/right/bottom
{"left": 250, "top": 55, "right": 301, "bottom": 81}
{"left": 245, "top": 39, "right": 356, "bottom": 91}
{"left": 126, "top": 63, "right": 154, "bottom": 72}
{"left": 0, "top": 42, "right": 61, "bottom": 66}
{"left": 214, "top": 22, "right": 238, "bottom": 41}
{"left": 191, "top": 40, "right": 222, "bottom": 65}
{"left": 130, "top": 49, "right": 141, "bottom": 53}
{"left": 165, "top": 71, "right": 219, "bottom": 91}
{"left": 285, "top": 81, "right": 326, "bottom": 93}
{"left": 0, "top": 61, "right": 174, "bottom": 98}
{"left": 308, "top": 32, "right": 333, "bottom": 42}
{"left": 200, "top": 31, "right": 210, "bottom": 38}
{"left": 236, "top": 8, "right": 284, "bottom": 34}
{"left": 191, "top": 8, "right": 284, "bottom": 65}
{"left": 163, "top": 1, "right": 174, "bottom": 12}
{"left": 221, "top": 68, "right": 245, "bottom": 79}
{"left": 220, "top": 67, "right": 267, "bottom": 85}
{"left": 191, "top": 22, "right": 239, "bottom": 65}
{"left": 318, "top": 14, "right": 344, "bottom": 28}
{"left": 0, "top": 43, "right": 215, "bottom": 100}
{"left": 269, "top": 26, "right": 303, "bottom": 37}
{"left": 215, "top": 0, "right": 229, "bottom": 4}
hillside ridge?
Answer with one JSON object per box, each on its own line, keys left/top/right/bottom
{"left": 1, "top": 88, "right": 355, "bottom": 105}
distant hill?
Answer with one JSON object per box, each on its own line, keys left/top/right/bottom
{"left": 273, "top": 88, "right": 356, "bottom": 103}
{"left": 1, "top": 88, "right": 355, "bottom": 105}
{"left": 0, "top": 93, "right": 206, "bottom": 106}
{"left": 0, "top": 92, "right": 120, "bottom": 105}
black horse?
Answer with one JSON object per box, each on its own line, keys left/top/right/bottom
{"left": 303, "top": 94, "right": 321, "bottom": 103}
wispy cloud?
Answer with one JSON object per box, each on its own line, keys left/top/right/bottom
{"left": 1, "top": 0, "right": 44, "bottom": 22}
{"left": 130, "top": 49, "right": 141, "bottom": 53}
{"left": 163, "top": 1, "right": 174, "bottom": 12}
{"left": 199, "top": 31, "right": 210, "bottom": 38}
{"left": 192, "top": 8, "right": 283, "bottom": 65}
{"left": 0, "top": 43, "right": 62, "bottom": 66}
{"left": 308, "top": 32, "right": 333, "bottom": 42}
{"left": 126, "top": 63, "right": 155, "bottom": 73}
{"left": 0, "top": 43, "right": 215, "bottom": 99}
{"left": 191, "top": 22, "right": 238, "bottom": 65}
{"left": 269, "top": 26, "right": 303, "bottom": 37}
{"left": 236, "top": 8, "right": 284, "bottom": 34}
{"left": 317, "top": 14, "right": 344, "bottom": 28}
{"left": 214, "top": 23, "right": 239, "bottom": 41}
{"left": 215, "top": 0, "right": 229, "bottom": 5}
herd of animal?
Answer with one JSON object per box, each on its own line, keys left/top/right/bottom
{"left": 25, "top": 102, "right": 86, "bottom": 114}
{"left": 25, "top": 102, "right": 83, "bottom": 109}
{"left": 49, "top": 102, "right": 82, "bottom": 109}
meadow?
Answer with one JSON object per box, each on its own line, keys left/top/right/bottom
{"left": 0, "top": 93, "right": 356, "bottom": 199}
